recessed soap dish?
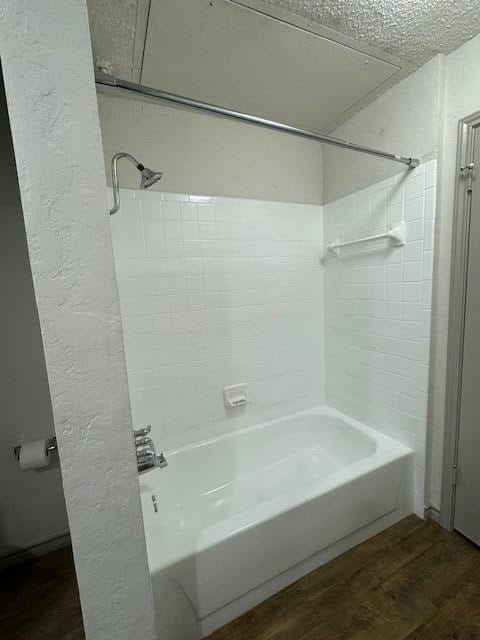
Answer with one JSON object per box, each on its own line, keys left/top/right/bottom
{"left": 224, "top": 383, "right": 249, "bottom": 408}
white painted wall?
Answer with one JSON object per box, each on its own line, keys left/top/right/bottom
{"left": 0, "top": 2, "right": 156, "bottom": 640}
{"left": 322, "top": 56, "right": 443, "bottom": 204}
{"left": 324, "top": 161, "right": 437, "bottom": 516}
{"left": 110, "top": 189, "right": 325, "bottom": 450}
{"left": 0, "top": 72, "right": 69, "bottom": 557}
{"left": 97, "top": 92, "right": 324, "bottom": 205}
{"left": 428, "top": 31, "right": 480, "bottom": 509}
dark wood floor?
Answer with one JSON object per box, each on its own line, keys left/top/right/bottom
{"left": 0, "top": 546, "right": 85, "bottom": 640}
{"left": 208, "top": 516, "right": 480, "bottom": 640}
{"left": 1, "top": 517, "right": 479, "bottom": 640}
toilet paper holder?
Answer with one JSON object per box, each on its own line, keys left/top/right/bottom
{"left": 14, "top": 437, "right": 57, "bottom": 462}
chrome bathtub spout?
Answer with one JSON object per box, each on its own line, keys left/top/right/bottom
{"left": 133, "top": 426, "right": 168, "bottom": 474}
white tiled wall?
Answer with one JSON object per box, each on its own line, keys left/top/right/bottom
{"left": 110, "top": 163, "right": 436, "bottom": 515}
{"left": 323, "top": 160, "right": 437, "bottom": 515}
{"left": 110, "top": 189, "right": 325, "bottom": 450}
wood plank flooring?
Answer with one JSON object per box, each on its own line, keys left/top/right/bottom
{"left": 208, "top": 516, "right": 480, "bottom": 640}
{"left": 0, "top": 546, "right": 85, "bottom": 640}
{"left": 0, "top": 517, "right": 478, "bottom": 640}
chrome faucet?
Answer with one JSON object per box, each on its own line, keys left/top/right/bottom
{"left": 133, "top": 426, "right": 168, "bottom": 474}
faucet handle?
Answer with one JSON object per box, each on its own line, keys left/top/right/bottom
{"left": 136, "top": 447, "right": 155, "bottom": 459}
{"left": 133, "top": 425, "right": 151, "bottom": 438}
{"left": 133, "top": 426, "right": 168, "bottom": 474}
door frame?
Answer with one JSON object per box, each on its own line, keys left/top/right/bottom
{"left": 440, "top": 109, "right": 480, "bottom": 529}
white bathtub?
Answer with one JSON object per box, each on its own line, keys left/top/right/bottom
{"left": 140, "top": 406, "right": 413, "bottom": 639}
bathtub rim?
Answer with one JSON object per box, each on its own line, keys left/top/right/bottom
{"left": 140, "top": 404, "right": 413, "bottom": 566}
{"left": 160, "top": 404, "right": 412, "bottom": 459}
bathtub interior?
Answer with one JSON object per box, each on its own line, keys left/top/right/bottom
{"left": 140, "top": 406, "right": 412, "bottom": 561}
{"left": 140, "top": 409, "right": 380, "bottom": 539}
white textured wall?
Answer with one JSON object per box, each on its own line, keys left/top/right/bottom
{"left": 324, "top": 161, "right": 437, "bottom": 516}
{"left": 110, "top": 189, "right": 325, "bottom": 450}
{"left": 97, "top": 92, "right": 324, "bottom": 205}
{"left": 427, "top": 31, "right": 480, "bottom": 509}
{"left": 323, "top": 56, "right": 443, "bottom": 203}
{"left": 0, "top": 72, "right": 69, "bottom": 556}
{"left": 0, "top": 2, "right": 156, "bottom": 640}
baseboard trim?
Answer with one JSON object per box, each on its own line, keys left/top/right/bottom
{"left": 0, "top": 531, "right": 71, "bottom": 571}
{"left": 424, "top": 506, "right": 440, "bottom": 523}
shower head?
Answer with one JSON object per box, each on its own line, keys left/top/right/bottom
{"left": 109, "top": 152, "right": 163, "bottom": 215}
{"left": 139, "top": 166, "right": 163, "bottom": 190}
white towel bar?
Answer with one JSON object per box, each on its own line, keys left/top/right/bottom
{"left": 327, "top": 222, "right": 406, "bottom": 255}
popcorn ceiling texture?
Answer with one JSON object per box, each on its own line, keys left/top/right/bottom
{"left": 0, "top": 2, "right": 156, "bottom": 639}
{"left": 265, "top": 0, "right": 480, "bottom": 66}
{"left": 87, "top": 0, "right": 480, "bottom": 82}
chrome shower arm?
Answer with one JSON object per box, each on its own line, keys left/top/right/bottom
{"left": 110, "top": 152, "right": 143, "bottom": 215}
{"left": 109, "top": 152, "right": 162, "bottom": 215}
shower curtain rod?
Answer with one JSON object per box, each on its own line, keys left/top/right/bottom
{"left": 95, "top": 70, "right": 419, "bottom": 169}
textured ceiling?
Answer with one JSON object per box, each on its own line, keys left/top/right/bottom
{"left": 264, "top": 0, "right": 480, "bottom": 65}
{"left": 87, "top": 0, "right": 480, "bottom": 78}
{"left": 87, "top": 0, "right": 480, "bottom": 129}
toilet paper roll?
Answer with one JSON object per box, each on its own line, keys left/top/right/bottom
{"left": 19, "top": 439, "right": 51, "bottom": 471}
